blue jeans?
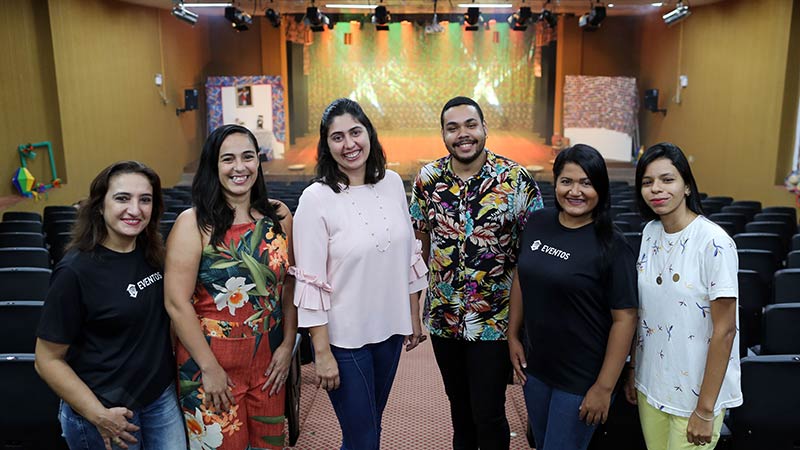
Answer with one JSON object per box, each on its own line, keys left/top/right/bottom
{"left": 523, "top": 373, "right": 598, "bottom": 450}
{"left": 59, "top": 384, "right": 186, "bottom": 450}
{"left": 327, "top": 334, "right": 404, "bottom": 450}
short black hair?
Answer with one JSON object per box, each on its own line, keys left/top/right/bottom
{"left": 315, "top": 98, "right": 387, "bottom": 193}
{"left": 440, "top": 96, "right": 485, "bottom": 129}
{"left": 635, "top": 142, "right": 705, "bottom": 222}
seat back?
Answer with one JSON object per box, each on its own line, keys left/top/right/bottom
{"left": 615, "top": 212, "right": 643, "bottom": 231}
{"left": 2, "top": 211, "right": 42, "bottom": 222}
{"left": 773, "top": 269, "right": 800, "bottom": 304}
{"left": 709, "top": 213, "right": 747, "bottom": 235}
{"left": 623, "top": 232, "right": 643, "bottom": 254}
{"left": 734, "top": 233, "right": 784, "bottom": 263}
{"left": 0, "top": 232, "right": 45, "bottom": 249}
{"left": 722, "top": 205, "right": 758, "bottom": 221}
{"left": 761, "top": 304, "right": 800, "bottom": 355}
{"left": 737, "top": 249, "right": 779, "bottom": 287}
{"left": 761, "top": 206, "right": 796, "bottom": 223}
{"left": 730, "top": 355, "right": 800, "bottom": 450}
{"left": 745, "top": 221, "right": 792, "bottom": 252}
{"left": 0, "top": 247, "right": 51, "bottom": 269}
{"left": 0, "top": 268, "right": 52, "bottom": 301}
{"left": 787, "top": 250, "right": 800, "bottom": 269}
{"left": 0, "top": 301, "right": 44, "bottom": 353}
{"left": 730, "top": 200, "right": 763, "bottom": 212}
{"left": 738, "top": 270, "right": 768, "bottom": 350}
{"left": 0, "top": 220, "right": 43, "bottom": 234}
{"left": 0, "top": 354, "right": 66, "bottom": 450}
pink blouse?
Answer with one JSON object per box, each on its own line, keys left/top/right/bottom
{"left": 291, "top": 170, "right": 428, "bottom": 348}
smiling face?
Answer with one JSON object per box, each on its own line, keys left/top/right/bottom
{"left": 217, "top": 132, "right": 259, "bottom": 200}
{"left": 101, "top": 172, "right": 153, "bottom": 251}
{"left": 555, "top": 162, "right": 599, "bottom": 227}
{"left": 326, "top": 113, "right": 371, "bottom": 184}
{"left": 640, "top": 157, "right": 691, "bottom": 219}
{"left": 441, "top": 104, "right": 488, "bottom": 165}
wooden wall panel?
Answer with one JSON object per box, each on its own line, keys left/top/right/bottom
{"left": 639, "top": 0, "right": 797, "bottom": 206}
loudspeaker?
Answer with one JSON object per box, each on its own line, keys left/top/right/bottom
{"left": 644, "top": 89, "right": 659, "bottom": 112}
{"left": 184, "top": 89, "right": 198, "bottom": 111}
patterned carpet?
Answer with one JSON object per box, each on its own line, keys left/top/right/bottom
{"left": 287, "top": 332, "right": 533, "bottom": 450}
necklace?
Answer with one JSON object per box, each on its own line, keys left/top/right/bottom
{"left": 345, "top": 185, "right": 391, "bottom": 252}
{"left": 655, "top": 225, "right": 689, "bottom": 285}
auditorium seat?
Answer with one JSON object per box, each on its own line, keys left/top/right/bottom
{"left": 737, "top": 249, "right": 780, "bottom": 287}
{"left": 773, "top": 269, "right": 800, "bottom": 304}
{"left": 714, "top": 221, "right": 737, "bottom": 237}
{"left": 2, "top": 211, "right": 42, "bottom": 222}
{"left": 0, "top": 268, "right": 51, "bottom": 302}
{"left": 701, "top": 199, "right": 726, "bottom": 215}
{"left": 162, "top": 211, "right": 178, "bottom": 221}
{"left": 745, "top": 221, "right": 792, "bottom": 253}
{"left": 737, "top": 270, "right": 768, "bottom": 352}
{"left": 734, "top": 233, "right": 784, "bottom": 264}
{"left": 0, "top": 301, "right": 43, "bottom": 353}
{"left": 793, "top": 234, "right": 800, "bottom": 252}
{"left": 721, "top": 205, "right": 758, "bottom": 222}
{"left": 587, "top": 367, "right": 647, "bottom": 450}
{"left": 729, "top": 355, "right": 800, "bottom": 450}
{"left": 614, "top": 221, "right": 632, "bottom": 232}
{"left": 623, "top": 232, "right": 642, "bottom": 254}
{"left": 0, "top": 353, "right": 66, "bottom": 450}
{"left": 760, "top": 304, "right": 800, "bottom": 355}
{"left": 44, "top": 220, "right": 75, "bottom": 243}
{"left": 610, "top": 205, "right": 630, "bottom": 219}
{"left": 0, "top": 247, "right": 50, "bottom": 269}
{"left": 615, "top": 212, "right": 643, "bottom": 231}
{"left": 753, "top": 212, "right": 796, "bottom": 232}
{"left": 730, "top": 200, "right": 762, "bottom": 212}
{"left": 0, "top": 232, "right": 45, "bottom": 249}
{"left": 49, "top": 232, "right": 72, "bottom": 265}
{"left": 761, "top": 206, "right": 796, "bottom": 223}
{"left": 709, "top": 213, "right": 747, "bottom": 235}
{"left": 787, "top": 250, "right": 800, "bottom": 269}
{"left": 159, "top": 220, "right": 176, "bottom": 240}
{"left": 43, "top": 209, "right": 76, "bottom": 224}
{"left": 0, "top": 221, "right": 43, "bottom": 234}
{"left": 705, "top": 196, "right": 734, "bottom": 206}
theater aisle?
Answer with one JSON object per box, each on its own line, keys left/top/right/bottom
{"left": 287, "top": 333, "right": 532, "bottom": 449}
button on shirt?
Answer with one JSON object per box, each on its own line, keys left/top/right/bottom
{"left": 409, "top": 150, "right": 543, "bottom": 341}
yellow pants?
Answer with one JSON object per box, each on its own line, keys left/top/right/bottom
{"left": 637, "top": 391, "right": 725, "bottom": 450}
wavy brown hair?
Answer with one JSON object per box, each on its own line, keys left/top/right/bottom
{"left": 68, "top": 160, "right": 165, "bottom": 268}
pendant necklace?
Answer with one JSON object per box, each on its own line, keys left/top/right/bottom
{"left": 345, "top": 185, "right": 392, "bottom": 252}
{"left": 655, "top": 225, "right": 688, "bottom": 285}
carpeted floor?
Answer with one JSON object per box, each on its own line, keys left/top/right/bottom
{"left": 287, "top": 331, "right": 533, "bottom": 449}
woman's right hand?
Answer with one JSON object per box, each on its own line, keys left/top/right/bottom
{"left": 624, "top": 367, "right": 638, "bottom": 405}
{"left": 93, "top": 407, "right": 139, "bottom": 450}
{"left": 314, "top": 349, "right": 340, "bottom": 391}
{"left": 508, "top": 337, "right": 528, "bottom": 385}
{"left": 201, "top": 363, "right": 236, "bottom": 412}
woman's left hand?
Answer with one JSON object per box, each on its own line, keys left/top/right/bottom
{"left": 687, "top": 410, "right": 714, "bottom": 446}
{"left": 404, "top": 317, "right": 427, "bottom": 352}
{"left": 578, "top": 383, "right": 613, "bottom": 426}
{"left": 262, "top": 342, "right": 293, "bottom": 396}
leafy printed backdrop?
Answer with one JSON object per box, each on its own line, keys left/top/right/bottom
{"left": 306, "top": 21, "right": 538, "bottom": 131}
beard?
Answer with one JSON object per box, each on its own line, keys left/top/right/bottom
{"left": 447, "top": 138, "right": 486, "bottom": 165}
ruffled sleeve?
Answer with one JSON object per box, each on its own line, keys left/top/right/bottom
{"left": 409, "top": 239, "right": 429, "bottom": 294}
{"left": 292, "top": 187, "right": 334, "bottom": 328}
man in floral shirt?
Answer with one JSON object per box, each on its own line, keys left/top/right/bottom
{"left": 410, "top": 96, "right": 542, "bottom": 449}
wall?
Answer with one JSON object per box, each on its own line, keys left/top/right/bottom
{"left": 638, "top": 0, "right": 798, "bottom": 207}
{"left": 1, "top": 0, "right": 211, "bottom": 212}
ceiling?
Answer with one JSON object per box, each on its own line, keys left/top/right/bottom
{"left": 120, "top": 0, "right": 723, "bottom": 17}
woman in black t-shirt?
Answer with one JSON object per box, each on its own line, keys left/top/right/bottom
{"left": 507, "top": 145, "right": 638, "bottom": 450}
{"left": 35, "top": 161, "right": 185, "bottom": 450}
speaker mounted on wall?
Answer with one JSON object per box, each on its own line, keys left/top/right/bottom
{"left": 176, "top": 89, "right": 199, "bottom": 116}
{"left": 644, "top": 89, "right": 667, "bottom": 116}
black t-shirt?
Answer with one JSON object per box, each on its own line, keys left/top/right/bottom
{"left": 37, "top": 245, "right": 174, "bottom": 409}
{"left": 518, "top": 208, "right": 638, "bottom": 395}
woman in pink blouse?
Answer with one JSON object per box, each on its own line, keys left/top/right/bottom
{"left": 290, "top": 98, "right": 428, "bottom": 450}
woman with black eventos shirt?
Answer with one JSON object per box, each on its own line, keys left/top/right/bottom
{"left": 35, "top": 161, "right": 185, "bottom": 450}
{"left": 508, "top": 144, "right": 638, "bottom": 450}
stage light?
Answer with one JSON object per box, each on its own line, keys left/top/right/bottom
{"left": 325, "top": 4, "right": 377, "bottom": 9}
{"left": 304, "top": 6, "right": 331, "bottom": 32}
{"left": 507, "top": 6, "right": 532, "bottom": 31}
{"left": 425, "top": 0, "right": 445, "bottom": 33}
{"left": 171, "top": 2, "right": 198, "bottom": 25}
{"left": 662, "top": 1, "right": 690, "bottom": 25}
{"left": 464, "top": 7, "right": 482, "bottom": 31}
{"left": 224, "top": 6, "right": 252, "bottom": 31}
{"left": 538, "top": 9, "right": 557, "bottom": 28}
{"left": 457, "top": 3, "right": 512, "bottom": 7}
{"left": 183, "top": 2, "right": 230, "bottom": 7}
{"left": 579, "top": 5, "right": 606, "bottom": 31}
{"left": 266, "top": 8, "right": 281, "bottom": 28}
{"left": 372, "top": 5, "right": 391, "bottom": 30}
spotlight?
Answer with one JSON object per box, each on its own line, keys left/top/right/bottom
{"left": 171, "top": 2, "right": 198, "bottom": 25}
{"left": 662, "top": 1, "right": 690, "bottom": 25}
{"left": 266, "top": 8, "right": 281, "bottom": 28}
{"left": 579, "top": 5, "right": 606, "bottom": 31}
{"left": 537, "top": 9, "right": 557, "bottom": 28}
{"left": 224, "top": 6, "right": 252, "bottom": 31}
{"left": 507, "top": 6, "right": 532, "bottom": 31}
{"left": 304, "top": 6, "right": 331, "bottom": 32}
{"left": 372, "top": 5, "right": 390, "bottom": 30}
{"left": 464, "top": 7, "right": 482, "bottom": 31}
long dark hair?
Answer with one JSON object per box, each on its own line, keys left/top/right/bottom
{"left": 68, "top": 160, "right": 165, "bottom": 268}
{"left": 315, "top": 98, "right": 386, "bottom": 193}
{"left": 635, "top": 142, "right": 705, "bottom": 222}
{"left": 553, "top": 144, "right": 620, "bottom": 275}
{"left": 193, "top": 124, "right": 282, "bottom": 248}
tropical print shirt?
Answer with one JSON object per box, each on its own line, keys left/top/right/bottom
{"left": 409, "top": 150, "right": 543, "bottom": 340}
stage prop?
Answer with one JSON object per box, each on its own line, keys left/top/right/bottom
{"left": 12, "top": 141, "right": 62, "bottom": 199}
{"left": 206, "top": 76, "right": 286, "bottom": 160}
{"left": 563, "top": 76, "right": 639, "bottom": 162}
